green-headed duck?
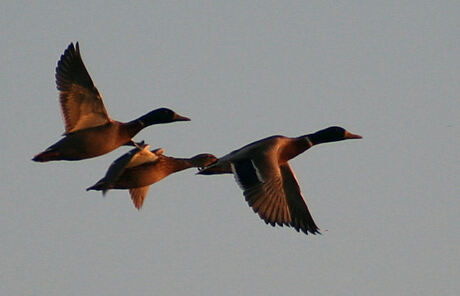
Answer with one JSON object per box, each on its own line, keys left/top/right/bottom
{"left": 198, "top": 126, "right": 362, "bottom": 235}
{"left": 33, "top": 42, "right": 190, "bottom": 162}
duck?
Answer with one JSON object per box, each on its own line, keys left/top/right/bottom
{"left": 32, "top": 42, "right": 190, "bottom": 162}
{"left": 87, "top": 143, "right": 217, "bottom": 209}
{"left": 198, "top": 126, "right": 362, "bottom": 235}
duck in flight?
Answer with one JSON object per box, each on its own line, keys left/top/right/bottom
{"left": 87, "top": 143, "right": 217, "bottom": 209}
{"left": 33, "top": 42, "right": 190, "bottom": 162}
{"left": 198, "top": 126, "right": 362, "bottom": 235}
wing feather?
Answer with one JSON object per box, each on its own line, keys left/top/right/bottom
{"left": 56, "top": 42, "right": 111, "bottom": 134}
{"left": 280, "top": 163, "right": 320, "bottom": 234}
{"left": 232, "top": 156, "right": 319, "bottom": 234}
{"left": 233, "top": 157, "right": 289, "bottom": 227}
{"left": 92, "top": 144, "right": 158, "bottom": 194}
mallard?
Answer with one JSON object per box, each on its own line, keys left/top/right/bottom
{"left": 33, "top": 42, "right": 190, "bottom": 162}
{"left": 87, "top": 143, "right": 217, "bottom": 209}
{"left": 198, "top": 126, "right": 362, "bottom": 235}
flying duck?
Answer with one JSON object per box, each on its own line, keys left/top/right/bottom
{"left": 198, "top": 126, "right": 362, "bottom": 235}
{"left": 33, "top": 42, "right": 190, "bottom": 162}
{"left": 87, "top": 143, "right": 217, "bottom": 209}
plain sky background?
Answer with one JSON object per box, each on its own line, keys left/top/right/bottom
{"left": 1, "top": 1, "right": 458, "bottom": 295}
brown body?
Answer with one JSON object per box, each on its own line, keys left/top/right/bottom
{"left": 110, "top": 155, "right": 200, "bottom": 189}
{"left": 199, "top": 126, "right": 362, "bottom": 235}
{"left": 34, "top": 122, "right": 138, "bottom": 161}
{"left": 33, "top": 42, "right": 189, "bottom": 162}
{"left": 87, "top": 145, "right": 216, "bottom": 209}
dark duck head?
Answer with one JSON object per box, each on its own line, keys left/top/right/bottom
{"left": 136, "top": 108, "right": 190, "bottom": 127}
{"left": 307, "top": 126, "right": 362, "bottom": 145}
{"left": 189, "top": 153, "right": 218, "bottom": 168}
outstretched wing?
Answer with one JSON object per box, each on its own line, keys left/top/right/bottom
{"left": 232, "top": 157, "right": 319, "bottom": 235}
{"left": 55, "top": 42, "right": 111, "bottom": 134}
{"left": 279, "top": 163, "right": 320, "bottom": 234}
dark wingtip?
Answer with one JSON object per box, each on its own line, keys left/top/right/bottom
{"left": 308, "top": 229, "right": 322, "bottom": 235}
{"left": 64, "top": 42, "right": 77, "bottom": 55}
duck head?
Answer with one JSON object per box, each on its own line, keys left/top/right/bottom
{"left": 138, "top": 108, "right": 190, "bottom": 126}
{"left": 308, "top": 126, "right": 362, "bottom": 145}
{"left": 190, "top": 153, "right": 218, "bottom": 168}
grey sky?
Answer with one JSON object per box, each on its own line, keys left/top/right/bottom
{"left": 1, "top": 1, "right": 458, "bottom": 295}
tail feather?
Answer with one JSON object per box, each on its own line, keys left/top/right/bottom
{"left": 86, "top": 181, "right": 105, "bottom": 192}
{"left": 32, "top": 150, "right": 60, "bottom": 162}
{"left": 86, "top": 184, "right": 100, "bottom": 191}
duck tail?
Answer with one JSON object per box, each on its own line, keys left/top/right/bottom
{"left": 86, "top": 181, "right": 104, "bottom": 192}
{"left": 86, "top": 184, "right": 100, "bottom": 191}
{"left": 32, "top": 149, "right": 60, "bottom": 162}
{"left": 86, "top": 180, "right": 111, "bottom": 196}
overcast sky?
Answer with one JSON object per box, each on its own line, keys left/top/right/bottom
{"left": 1, "top": 1, "right": 459, "bottom": 295}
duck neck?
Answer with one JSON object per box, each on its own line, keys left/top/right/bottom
{"left": 121, "top": 120, "right": 145, "bottom": 139}
{"left": 122, "top": 112, "right": 158, "bottom": 136}
{"left": 122, "top": 110, "right": 171, "bottom": 138}
{"left": 280, "top": 137, "right": 313, "bottom": 162}
{"left": 165, "top": 155, "right": 212, "bottom": 171}
{"left": 163, "top": 157, "right": 194, "bottom": 172}
{"left": 135, "top": 112, "right": 157, "bottom": 127}
{"left": 305, "top": 130, "right": 340, "bottom": 145}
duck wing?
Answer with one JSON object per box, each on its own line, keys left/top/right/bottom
{"left": 231, "top": 156, "right": 291, "bottom": 227}
{"left": 55, "top": 42, "right": 111, "bottom": 134}
{"left": 97, "top": 145, "right": 158, "bottom": 194}
{"left": 125, "top": 147, "right": 161, "bottom": 168}
{"left": 129, "top": 186, "right": 151, "bottom": 210}
{"left": 232, "top": 157, "right": 319, "bottom": 235}
{"left": 279, "top": 163, "right": 320, "bottom": 234}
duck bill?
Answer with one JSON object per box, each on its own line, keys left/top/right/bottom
{"left": 174, "top": 114, "right": 191, "bottom": 121}
{"left": 344, "top": 131, "right": 362, "bottom": 139}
